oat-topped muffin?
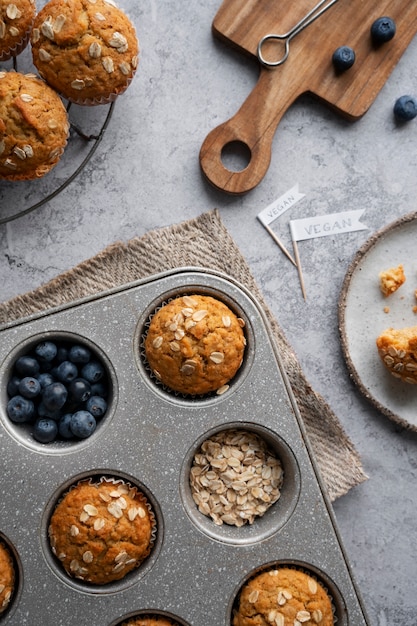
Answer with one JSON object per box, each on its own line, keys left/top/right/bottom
{"left": 121, "top": 618, "right": 179, "bottom": 626}
{"left": 0, "top": 0, "right": 36, "bottom": 61}
{"left": 145, "top": 294, "right": 246, "bottom": 395}
{"left": 31, "top": 0, "right": 139, "bottom": 105}
{"left": 233, "top": 567, "right": 334, "bottom": 626}
{"left": 0, "top": 70, "right": 69, "bottom": 181}
{"left": 0, "top": 541, "right": 15, "bottom": 615}
{"left": 49, "top": 478, "right": 155, "bottom": 584}
{"left": 376, "top": 325, "right": 417, "bottom": 383}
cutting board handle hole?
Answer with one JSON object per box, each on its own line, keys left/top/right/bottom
{"left": 221, "top": 140, "right": 251, "bottom": 172}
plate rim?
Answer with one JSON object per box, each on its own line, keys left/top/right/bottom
{"left": 338, "top": 210, "right": 417, "bottom": 432}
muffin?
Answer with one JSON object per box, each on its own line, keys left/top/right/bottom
{"left": 0, "top": 0, "right": 36, "bottom": 61}
{"left": 0, "top": 541, "right": 15, "bottom": 615}
{"left": 376, "top": 325, "right": 417, "bottom": 383}
{"left": 379, "top": 264, "right": 406, "bottom": 297}
{"left": 233, "top": 567, "right": 334, "bottom": 626}
{"left": 0, "top": 70, "right": 69, "bottom": 181}
{"left": 121, "top": 618, "right": 178, "bottom": 626}
{"left": 145, "top": 294, "right": 246, "bottom": 395}
{"left": 31, "top": 0, "right": 139, "bottom": 105}
{"left": 190, "top": 429, "right": 283, "bottom": 527}
{"left": 48, "top": 478, "right": 155, "bottom": 584}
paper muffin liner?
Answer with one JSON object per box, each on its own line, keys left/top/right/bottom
{"left": 232, "top": 564, "right": 338, "bottom": 625}
{"left": 49, "top": 474, "right": 157, "bottom": 581}
{"left": 66, "top": 70, "right": 136, "bottom": 107}
{"left": 0, "top": 19, "right": 33, "bottom": 62}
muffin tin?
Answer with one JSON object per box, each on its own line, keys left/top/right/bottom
{"left": 0, "top": 268, "right": 370, "bottom": 625}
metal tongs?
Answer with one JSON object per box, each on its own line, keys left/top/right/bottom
{"left": 257, "top": 0, "right": 340, "bottom": 67}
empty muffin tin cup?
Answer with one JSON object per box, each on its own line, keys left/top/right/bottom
{"left": 0, "top": 332, "right": 116, "bottom": 454}
{"left": 135, "top": 287, "right": 254, "bottom": 402}
{"left": 40, "top": 471, "right": 163, "bottom": 595}
{"left": 180, "top": 422, "right": 301, "bottom": 545}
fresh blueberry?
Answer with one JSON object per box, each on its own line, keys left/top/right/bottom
{"left": 37, "top": 372, "right": 56, "bottom": 389}
{"left": 68, "top": 378, "right": 91, "bottom": 402}
{"left": 33, "top": 418, "right": 58, "bottom": 443}
{"left": 58, "top": 413, "right": 75, "bottom": 439}
{"left": 15, "top": 355, "right": 40, "bottom": 377}
{"left": 37, "top": 402, "right": 62, "bottom": 421}
{"left": 18, "top": 376, "right": 41, "bottom": 399}
{"left": 332, "top": 46, "right": 355, "bottom": 72}
{"left": 7, "top": 395, "right": 35, "bottom": 423}
{"left": 90, "top": 382, "right": 107, "bottom": 398}
{"left": 69, "top": 345, "right": 91, "bottom": 364}
{"left": 56, "top": 360, "right": 78, "bottom": 383}
{"left": 371, "top": 17, "right": 396, "bottom": 44}
{"left": 81, "top": 361, "right": 105, "bottom": 383}
{"left": 56, "top": 346, "right": 69, "bottom": 363}
{"left": 70, "top": 410, "right": 96, "bottom": 439}
{"left": 34, "top": 341, "right": 58, "bottom": 362}
{"left": 7, "top": 375, "right": 21, "bottom": 397}
{"left": 42, "top": 382, "right": 68, "bottom": 411}
{"left": 394, "top": 95, "right": 417, "bottom": 122}
{"left": 86, "top": 395, "right": 107, "bottom": 418}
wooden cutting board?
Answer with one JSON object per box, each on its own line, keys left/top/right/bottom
{"left": 199, "top": 0, "right": 417, "bottom": 194}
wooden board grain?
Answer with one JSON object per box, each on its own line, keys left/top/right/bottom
{"left": 199, "top": 0, "right": 417, "bottom": 194}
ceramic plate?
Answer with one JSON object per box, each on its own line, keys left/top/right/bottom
{"left": 339, "top": 212, "right": 417, "bottom": 431}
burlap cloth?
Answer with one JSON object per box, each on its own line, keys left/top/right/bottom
{"left": 0, "top": 209, "right": 367, "bottom": 500}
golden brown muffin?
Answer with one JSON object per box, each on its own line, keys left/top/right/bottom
{"left": 31, "top": 0, "right": 139, "bottom": 105}
{"left": 379, "top": 264, "right": 405, "bottom": 297}
{"left": 376, "top": 325, "right": 417, "bottom": 383}
{"left": 0, "top": 71, "right": 69, "bottom": 181}
{"left": 0, "top": 541, "right": 15, "bottom": 615}
{"left": 145, "top": 294, "right": 246, "bottom": 395}
{"left": 233, "top": 568, "right": 334, "bottom": 626}
{"left": 121, "top": 618, "right": 178, "bottom": 626}
{"left": 0, "top": 0, "right": 35, "bottom": 61}
{"left": 49, "top": 478, "right": 155, "bottom": 584}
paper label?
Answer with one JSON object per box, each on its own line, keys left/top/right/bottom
{"left": 290, "top": 209, "right": 368, "bottom": 242}
{"left": 257, "top": 184, "right": 305, "bottom": 226}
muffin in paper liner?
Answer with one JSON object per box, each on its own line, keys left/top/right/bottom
{"left": 0, "top": 540, "right": 15, "bottom": 615}
{"left": 120, "top": 617, "right": 181, "bottom": 626}
{"left": 0, "top": 0, "right": 36, "bottom": 62}
{"left": 0, "top": 70, "right": 69, "bottom": 181}
{"left": 48, "top": 475, "right": 157, "bottom": 585}
{"left": 232, "top": 565, "right": 337, "bottom": 626}
{"left": 31, "top": 0, "right": 139, "bottom": 106}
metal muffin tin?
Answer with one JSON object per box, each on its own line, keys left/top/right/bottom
{"left": 0, "top": 268, "right": 370, "bottom": 625}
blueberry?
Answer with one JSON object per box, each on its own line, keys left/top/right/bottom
{"left": 58, "top": 413, "right": 75, "bottom": 439}
{"left": 56, "top": 360, "right": 78, "bottom": 383}
{"left": 81, "top": 361, "right": 105, "bottom": 383}
{"left": 68, "top": 378, "right": 91, "bottom": 402}
{"left": 371, "top": 17, "right": 396, "bottom": 44}
{"left": 69, "top": 345, "right": 91, "bottom": 364}
{"left": 15, "top": 355, "right": 40, "bottom": 377}
{"left": 33, "top": 418, "right": 58, "bottom": 443}
{"left": 332, "top": 46, "right": 355, "bottom": 72}
{"left": 56, "top": 346, "right": 69, "bottom": 363}
{"left": 18, "top": 376, "right": 41, "bottom": 399}
{"left": 34, "top": 341, "right": 57, "bottom": 362}
{"left": 37, "top": 402, "right": 62, "bottom": 421}
{"left": 86, "top": 395, "right": 107, "bottom": 418}
{"left": 7, "top": 375, "right": 21, "bottom": 397}
{"left": 70, "top": 410, "right": 96, "bottom": 439}
{"left": 7, "top": 395, "right": 35, "bottom": 423}
{"left": 90, "top": 382, "right": 107, "bottom": 398}
{"left": 42, "top": 382, "right": 68, "bottom": 411}
{"left": 37, "top": 372, "right": 56, "bottom": 389}
{"left": 394, "top": 95, "right": 417, "bottom": 122}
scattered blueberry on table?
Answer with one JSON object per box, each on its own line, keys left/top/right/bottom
{"left": 332, "top": 46, "right": 355, "bottom": 72}
{"left": 393, "top": 95, "right": 417, "bottom": 122}
{"left": 6, "top": 339, "right": 109, "bottom": 444}
{"left": 371, "top": 17, "right": 396, "bottom": 44}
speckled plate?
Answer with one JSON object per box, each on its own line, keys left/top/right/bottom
{"left": 339, "top": 212, "right": 417, "bottom": 432}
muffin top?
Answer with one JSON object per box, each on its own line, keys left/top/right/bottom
{"left": 31, "top": 0, "right": 139, "bottom": 104}
{"left": 49, "top": 479, "right": 154, "bottom": 584}
{"left": 0, "top": 541, "right": 15, "bottom": 615}
{"left": 233, "top": 568, "right": 334, "bottom": 626}
{"left": 122, "top": 618, "right": 179, "bottom": 626}
{"left": 145, "top": 294, "right": 246, "bottom": 395}
{"left": 0, "top": 0, "right": 36, "bottom": 60}
{"left": 0, "top": 70, "right": 69, "bottom": 181}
